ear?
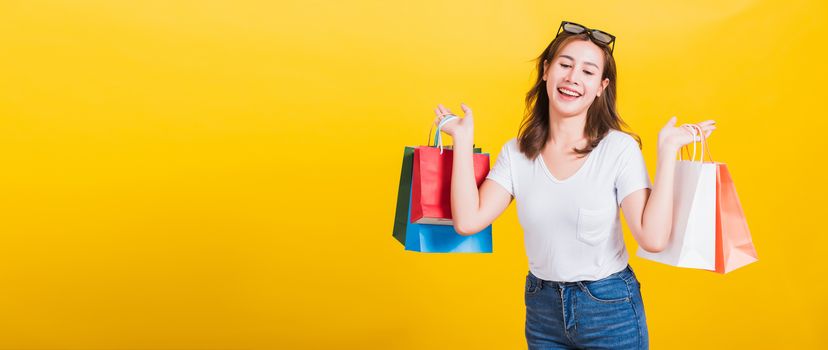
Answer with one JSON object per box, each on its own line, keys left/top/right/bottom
{"left": 542, "top": 59, "right": 549, "bottom": 81}
{"left": 597, "top": 77, "right": 609, "bottom": 97}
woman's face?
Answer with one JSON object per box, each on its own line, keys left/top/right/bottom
{"left": 543, "top": 39, "right": 610, "bottom": 118}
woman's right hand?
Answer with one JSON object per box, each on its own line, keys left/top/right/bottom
{"left": 433, "top": 103, "right": 474, "bottom": 143}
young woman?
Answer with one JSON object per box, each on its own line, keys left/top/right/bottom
{"left": 433, "top": 21, "right": 716, "bottom": 349}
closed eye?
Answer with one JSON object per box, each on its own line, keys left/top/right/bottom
{"left": 560, "top": 63, "right": 595, "bottom": 76}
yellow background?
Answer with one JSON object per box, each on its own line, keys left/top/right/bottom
{"left": 0, "top": 0, "right": 825, "bottom": 348}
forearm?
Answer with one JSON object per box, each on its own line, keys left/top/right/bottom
{"left": 640, "top": 146, "right": 680, "bottom": 250}
{"left": 450, "top": 135, "right": 480, "bottom": 235}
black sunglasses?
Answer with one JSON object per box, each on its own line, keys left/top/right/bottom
{"left": 555, "top": 21, "right": 616, "bottom": 54}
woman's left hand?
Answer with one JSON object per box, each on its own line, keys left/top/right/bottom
{"left": 658, "top": 116, "right": 716, "bottom": 153}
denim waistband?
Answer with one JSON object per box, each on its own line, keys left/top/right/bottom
{"left": 528, "top": 264, "right": 637, "bottom": 287}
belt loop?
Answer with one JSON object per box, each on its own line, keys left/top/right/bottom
{"left": 530, "top": 271, "right": 543, "bottom": 290}
{"left": 621, "top": 264, "right": 636, "bottom": 283}
{"left": 575, "top": 281, "right": 586, "bottom": 293}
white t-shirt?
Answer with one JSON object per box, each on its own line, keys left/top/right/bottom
{"left": 485, "top": 129, "right": 652, "bottom": 282}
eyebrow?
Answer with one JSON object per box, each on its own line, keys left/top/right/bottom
{"left": 558, "top": 55, "right": 599, "bottom": 70}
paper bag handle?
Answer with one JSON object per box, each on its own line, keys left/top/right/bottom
{"left": 678, "top": 123, "right": 714, "bottom": 163}
{"left": 427, "top": 114, "right": 459, "bottom": 154}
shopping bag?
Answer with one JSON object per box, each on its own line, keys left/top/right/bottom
{"left": 391, "top": 115, "right": 493, "bottom": 253}
{"left": 392, "top": 145, "right": 483, "bottom": 245}
{"left": 637, "top": 124, "right": 717, "bottom": 269}
{"left": 714, "top": 163, "right": 758, "bottom": 273}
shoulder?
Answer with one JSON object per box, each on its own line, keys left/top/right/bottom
{"left": 604, "top": 129, "right": 641, "bottom": 153}
{"left": 492, "top": 137, "right": 522, "bottom": 161}
{"left": 494, "top": 137, "right": 519, "bottom": 154}
{"left": 605, "top": 129, "right": 637, "bottom": 146}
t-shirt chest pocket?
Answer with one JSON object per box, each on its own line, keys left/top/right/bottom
{"left": 576, "top": 206, "right": 616, "bottom": 246}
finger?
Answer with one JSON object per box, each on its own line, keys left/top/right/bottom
{"left": 699, "top": 125, "right": 716, "bottom": 134}
{"left": 461, "top": 103, "right": 473, "bottom": 117}
{"left": 695, "top": 125, "right": 714, "bottom": 138}
{"left": 696, "top": 120, "right": 716, "bottom": 127}
{"left": 666, "top": 116, "right": 677, "bottom": 127}
{"left": 438, "top": 104, "right": 452, "bottom": 116}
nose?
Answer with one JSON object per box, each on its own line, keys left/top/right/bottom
{"left": 564, "top": 68, "right": 578, "bottom": 85}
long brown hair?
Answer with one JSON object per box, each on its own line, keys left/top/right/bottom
{"left": 517, "top": 32, "right": 641, "bottom": 160}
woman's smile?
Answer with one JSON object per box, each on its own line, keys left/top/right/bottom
{"left": 557, "top": 86, "right": 582, "bottom": 101}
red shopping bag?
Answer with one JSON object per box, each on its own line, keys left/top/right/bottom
{"left": 714, "top": 163, "right": 759, "bottom": 273}
{"left": 409, "top": 114, "right": 491, "bottom": 225}
{"left": 410, "top": 146, "right": 490, "bottom": 225}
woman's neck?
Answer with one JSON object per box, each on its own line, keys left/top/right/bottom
{"left": 547, "top": 111, "right": 588, "bottom": 149}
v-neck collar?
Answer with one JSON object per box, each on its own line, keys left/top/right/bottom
{"left": 537, "top": 132, "right": 609, "bottom": 184}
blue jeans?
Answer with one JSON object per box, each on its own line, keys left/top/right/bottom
{"left": 524, "top": 265, "right": 649, "bottom": 350}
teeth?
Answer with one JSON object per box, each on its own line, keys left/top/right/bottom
{"left": 558, "top": 88, "right": 580, "bottom": 97}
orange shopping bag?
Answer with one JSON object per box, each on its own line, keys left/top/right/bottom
{"left": 714, "top": 163, "right": 759, "bottom": 273}
{"left": 685, "top": 123, "right": 758, "bottom": 274}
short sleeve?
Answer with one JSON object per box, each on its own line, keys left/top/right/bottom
{"left": 485, "top": 140, "right": 515, "bottom": 196}
{"left": 615, "top": 140, "right": 651, "bottom": 206}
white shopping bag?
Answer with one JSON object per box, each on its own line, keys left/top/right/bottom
{"left": 637, "top": 124, "right": 717, "bottom": 269}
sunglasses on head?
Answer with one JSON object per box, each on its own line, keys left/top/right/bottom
{"left": 555, "top": 21, "right": 616, "bottom": 54}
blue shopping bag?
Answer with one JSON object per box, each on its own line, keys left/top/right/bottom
{"left": 403, "top": 185, "right": 493, "bottom": 253}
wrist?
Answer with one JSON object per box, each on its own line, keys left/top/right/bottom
{"left": 657, "top": 143, "right": 680, "bottom": 159}
{"left": 657, "top": 139, "right": 680, "bottom": 153}
{"left": 451, "top": 132, "right": 474, "bottom": 147}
